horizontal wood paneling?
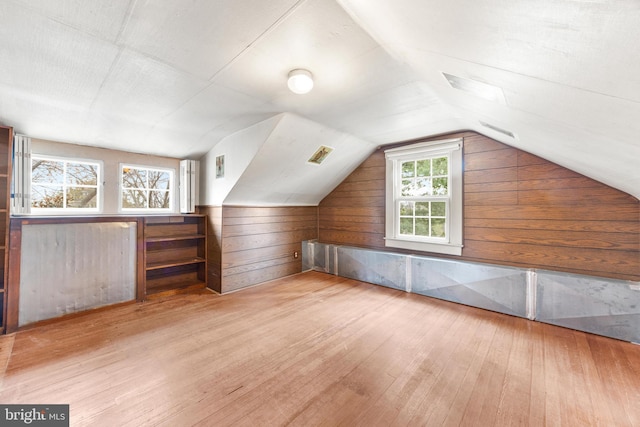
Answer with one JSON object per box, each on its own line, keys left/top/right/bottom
{"left": 318, "top": 131, "right": 640, "bottom": 281}
{"left": 220, "top": 206, "right": 318, "bottom": 293}
{"left": 464, "top": 204, "right": 639, "bottom": 221}
{"left": 198, "top": 206, "right": 222, "bottom": 292}
{"left": 319, "top": 152, "right": 387, "bottom": 250}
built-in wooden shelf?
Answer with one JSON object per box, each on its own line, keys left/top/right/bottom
{"left": 143, "top": 215, "right": 207, "bottom": 299}
{"left": 145, "top": 234, "right": 205, "bottom": 243}
{"left": 146, "top": 257, "right": 206, "bottom": 271}
{"left": 145, "top": 280, "right": 207, "bottom": 299}
{"left": 0, "top": 126, "right": 11, "bottom": 332}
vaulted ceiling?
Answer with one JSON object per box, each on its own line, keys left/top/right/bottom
{"left": 0, "top": 0, "right": 638, "bottom": 198}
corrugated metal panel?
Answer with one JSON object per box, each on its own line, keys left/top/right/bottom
{"left": 19, "top": 222, "right": 137, "bottom": 326}
{"left": 301, "top": 241, "right": 640, "bottom": 342}
{"left": 411, "top": 257, "right": 528, "bottom": 318}
{"left": 337, "top": 246, "right": 407, "bottom": 291}
{"left": 536, "top": 270, "right": 640, "bottom": 343}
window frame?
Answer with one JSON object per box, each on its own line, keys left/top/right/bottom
{"left": 119, "top": 163, "right": 175, "bottom": 213}
{"left": 384, "top": 138, "right": 463, "bottom": 256}
{"left": 30, "top": 154, "right": 103, "bottom": 215}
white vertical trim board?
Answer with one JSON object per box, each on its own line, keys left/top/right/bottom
{"left": 526, "top": 270, "right": 538, "bottom": 320}
{"left": 405, "top": 256, "right": 412, "bottom": 293}
{"left": 12, "top": 134, "right": 31, "bottom": 214}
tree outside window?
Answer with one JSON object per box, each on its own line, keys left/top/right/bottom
{"left": 121, "top": 165, "right": 172, "bottom": 210}
{"left": 32, "top": 156, "right": 100, "bottom": 211}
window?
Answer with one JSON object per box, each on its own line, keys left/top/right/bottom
{"left": 385, "top": 138, "right": 463, "bottom": 255}
{"left": 31, "top": 156, "right": 101, "bottom": 213}
{"left": 120, "top": 164, "right": 173, "bottom": 211}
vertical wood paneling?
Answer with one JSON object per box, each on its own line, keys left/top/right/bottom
{"left": 318, "top": 131, "right": 640, "bottom": 281}
{"left": 199, "top": 206, "right": 318, "bottom": 293}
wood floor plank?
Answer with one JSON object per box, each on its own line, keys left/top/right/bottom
{"left": 1, "top": 271, "right": 639, "bottom": 426}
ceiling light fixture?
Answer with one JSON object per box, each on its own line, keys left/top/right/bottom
{"left": 287, "top": 69, "right": 314, "bottom": 94}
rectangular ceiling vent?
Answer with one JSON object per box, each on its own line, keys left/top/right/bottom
{"left": 443, "top": 72, "right": 506, "bottom": 105}
{"left": 308, "top": 145, "right": 333, "bottom": 165}
{"left": 479, "top": 121, "right": 517, "bottom": 139}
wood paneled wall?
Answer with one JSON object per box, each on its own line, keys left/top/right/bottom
{"left": 198, "top": 206, "right": 222, "bottom": 292}
{"left": 319, "top": 131, "right": 640, "bottom": 281}
{"left": 198, "top": 206, "right": 318, "bottom": 293}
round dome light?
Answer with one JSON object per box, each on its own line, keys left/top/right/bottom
{"left": 287, "top": 69, "right": 314, "bottom": 94}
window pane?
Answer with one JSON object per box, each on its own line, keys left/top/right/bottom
{"left": 67, "top": 163, "right": 97, "bottom": 185}
{"left": 32, "top": 185, "right": 64, "bottom": 208}
{"left": 122, "top": 167, "right": 146, "bottom": 189}
{"left": 416, "top": 159, "right": 431, "bottom": 177}
{"left": 433, "top": 157, "right": 448, "bottom": 175}
{"left": 433, "top": 177, "right": 448, "bottom": 195}
{"left": 399, "top": 201, "right": 414, "bottom": 216}
{"left": 149, "top": 170, "right": 171, "bottom": 190}
{"left": 67, "top": 188, "right": 97, "bottom": 208}
{"left": 32, "top": 159, "right": 64, "bottom": 184}
{"left": 400, "top": 218, "right": 413, "bottom": 235}
{"left": 401, "top": 161, "right": 415, "bottom": 178}
{"left": 415, "top": 202, "right": 430, "bottom": 216}
{"left": 415, "top": 218, "right": 430, "bottom": 236}
{"left": 431, "top": 218, "right": 446, "bottom": 237}
{"left": 401, "top": 179, "right": 413, "bottom": 196}
{"left": 431, "top": 202, "right": 446, "bottom": 216}
{"left": 415, "top": 177, "right": 432, "bottom": 196}
{"left": 149, "top": 190, "right": 170, "bottom": 208}
{"left": 122, "top": 189, "right": 147, "bottom": 208}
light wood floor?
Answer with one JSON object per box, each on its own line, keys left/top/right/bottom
{"left": 1, "top": 271, "right": 639, "bottom": 426}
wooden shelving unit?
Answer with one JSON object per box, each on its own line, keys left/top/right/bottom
{"left": 0, "top": 126, "right": 12, "bottom": 333}
{"left": 143, "top": 215, "right": 207, "bottom": 298}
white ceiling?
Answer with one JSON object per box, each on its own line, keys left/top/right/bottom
{"left": 0, "top": 0, "right": 638, "bottom": 198}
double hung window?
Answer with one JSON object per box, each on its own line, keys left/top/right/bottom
{"left": 385, "top": 138, "right": 463, "bottom": 255}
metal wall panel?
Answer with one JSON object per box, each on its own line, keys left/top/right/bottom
{"left": 19, "top": 222, "right": 137, "bottom": 326}
{"left": 303, "top": 241, "right": 338, "bottom": 274}
{"left": 313, "top": 242, "right": 328, "bottom": 273}
{"left": 336, "top": 246, "right": 406, "bottom": 291}
{"left": 301, "top": 240, "right": 314, "bottom": 271}
{"left": 536, "top": 270, "right": 640, "bottom": 343}
{"left": 411, "top": 257, "right": 529, "bottom": 318}
{"left": 301, "top": 242, "right": 640, "bottom": 342}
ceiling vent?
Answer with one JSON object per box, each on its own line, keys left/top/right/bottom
{"left": 443, "top": 72, "right": 506, "bottom": 105}
{"left": 479, "top": 121, "right": 516, "bottom": 139}
{"left": 308, "top": 145, "right": 333, "bottom": 165}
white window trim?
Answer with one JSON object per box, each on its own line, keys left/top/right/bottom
{"left": 119, "top": 163, "right": 175, "bottom": 213}
{"left": 30, "top": 154, "right": 103, "bottom": 215}
{"left": 385, "top": 138, "right": 463, "bottom": 256}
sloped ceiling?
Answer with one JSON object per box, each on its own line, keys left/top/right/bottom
{"left": 200, "top": 113, "right": 376, "bottom": 206}
{"left": 0, "top": 0, "right": 638, "bottom": 199}
{"left": 224, "top": 113, "right": 376, "bottom": 205}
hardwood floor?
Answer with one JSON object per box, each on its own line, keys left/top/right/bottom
{"left": 1, "top": 271, "right": 639, "bottom": 426}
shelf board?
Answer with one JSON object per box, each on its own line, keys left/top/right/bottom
{"left": 146, "top": 257, "right": 206, "bottom": 270}
{"left": 145, "top": 280, "right": 207, "bottom": 299}
{"left": 145, "top": 234, "right": 205, "bottom": 243}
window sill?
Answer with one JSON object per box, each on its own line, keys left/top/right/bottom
{"left": 385, "top": 237, "right": 463, "bottom": 256}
